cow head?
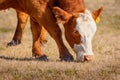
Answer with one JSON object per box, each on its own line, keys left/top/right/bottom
{"left": 53, "top": 7, "right": 103, "bottom": 61}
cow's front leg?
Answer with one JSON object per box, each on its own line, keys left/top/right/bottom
{"left": 40, "top": 12, "right": 74, "bottom": 61}
{"left": 30, "top": 18, "right": 48, "bottom": 61}
{"left": 7, "top": 10, "right": 29, "bottom": 46}
{"left": 45, "top": 24, "right": 73, "bottom": 61}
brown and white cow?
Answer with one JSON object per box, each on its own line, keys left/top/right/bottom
{"left": 0, "top": 0, "right": 102, "bottom": 61}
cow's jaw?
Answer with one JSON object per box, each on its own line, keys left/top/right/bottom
{"left": 73, "top": 10, "right": 97, "bottom": 61}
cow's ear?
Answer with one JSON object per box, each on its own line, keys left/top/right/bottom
{"left": 92, "top": 7, "right": 103, "bottom": 20}
{"left": 53, "top": 7, "right": 72, "bottom": 24}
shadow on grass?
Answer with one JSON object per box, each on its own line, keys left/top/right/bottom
{"left": 0, "top": 55, "right": 77, "bottom": 62}
{"left": 0, "top": 56, "right": 59, "bottom": 62}
{"left": 0, "top": 56, "right": 37, "bottom": 61}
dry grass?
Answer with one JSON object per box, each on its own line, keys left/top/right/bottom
{"left": 0, "top": 0, "right": 120, "bottom": 80}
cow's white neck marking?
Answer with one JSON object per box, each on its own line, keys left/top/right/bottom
{"left": 73, "top": 9, "right": 97, "bottom": 61}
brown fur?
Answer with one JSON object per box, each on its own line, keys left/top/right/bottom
{"left": 57, "top": 0, "right": 85, "bottom": 13}
{"left": 0, "top": 0, "right": 102, "bottom": 61}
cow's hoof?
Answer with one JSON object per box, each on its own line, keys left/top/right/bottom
{"left": 60, "top": 56, "right": 74, "bottom": 62}
{"left": 7, "top": 40, "right": 21, "bottom": 47}
{"left": 36, "top": 55, "right": 48, "bottom": 61}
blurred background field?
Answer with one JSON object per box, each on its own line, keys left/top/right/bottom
{"left": 0, "top": 0, "right": 120, "bottom": 80}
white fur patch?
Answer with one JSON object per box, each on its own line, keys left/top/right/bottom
{"left": 73, "top": 10, "right": 97, "bottom": 61}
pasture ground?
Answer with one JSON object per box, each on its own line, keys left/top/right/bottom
{"left": 0, "top": 0, "right": 120, "bottom": 80}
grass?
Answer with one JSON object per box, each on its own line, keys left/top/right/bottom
{"left": 0, "top": 0, "right": 120, "bottom": 80}
{"left": 0, "top": 47, "right": 5, "bottom": 51}
{"left": 0, "top": 27, "right": 13, "bottom": 33}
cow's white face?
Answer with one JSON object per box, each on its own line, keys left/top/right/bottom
{"left": 73, "top": 10, "right": 97, "bottom": 61}
{"left": 53, "top": 6, "right": 102, "bottom": 61}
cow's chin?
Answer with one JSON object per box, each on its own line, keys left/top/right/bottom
{"left": 0, "top": 0, "right": 5, "bottom": 4}
{"left": 73, "top": 44, "right": 94, "bottom": 62}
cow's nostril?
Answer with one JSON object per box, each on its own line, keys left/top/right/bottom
{"left": 84, "top": 55, "right": 93, "bottom": 61}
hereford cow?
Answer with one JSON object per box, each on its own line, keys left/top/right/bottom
{"left": 0, "top": 0, "right": 102, "bottom": 61}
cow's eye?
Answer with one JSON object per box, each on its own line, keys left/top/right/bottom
{"left": 73, "top": 30, "right": 79, "bottom": 34}
{"left": 73, "top": 29, "right": 80, "bottom": 37}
